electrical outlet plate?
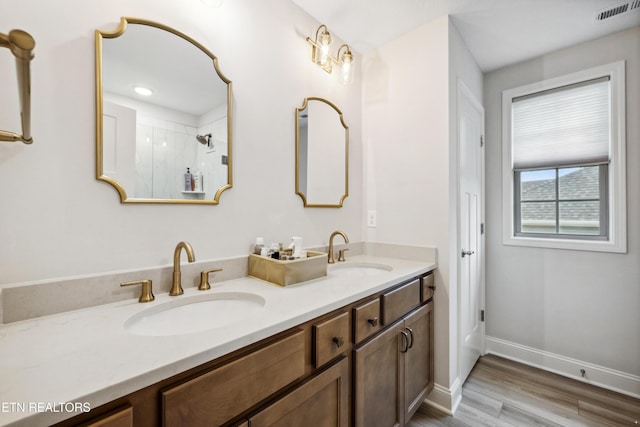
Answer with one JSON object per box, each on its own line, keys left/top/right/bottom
{"left": 367, "top": 210, "right": 377, "bottom": 228}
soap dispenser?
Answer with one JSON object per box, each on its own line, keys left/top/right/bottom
{"left": 194, "top": 170, "right": 203, "bottom": 192}
{"left": 184, "top": 168, "right": 192, "bottom": 191}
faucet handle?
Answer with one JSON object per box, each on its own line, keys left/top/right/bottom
{"left": 338, "top": 248, "right": 349, "bottom": 262}
{"left": 199, "top": 268, "right": 223, "bottom": 291}
{"left": 121, "top": 280, "right": 154, "bottom": 303}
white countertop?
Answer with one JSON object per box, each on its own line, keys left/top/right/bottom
{"left": 0, "top": 255, "right": 435, "bottom": 426}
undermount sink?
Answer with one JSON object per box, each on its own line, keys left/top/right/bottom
{"left": 329, "top": 262, "right": 393, "bottom": 277}
{"left": 124, "top": 292, "right": 266, "bottom": 337}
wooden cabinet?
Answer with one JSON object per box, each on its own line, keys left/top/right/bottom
{"left": 420, "top": 272, "right": 435, "bottom": 302}
{"left": 352, "top": 298, "right": 381, "bottom": 344}
{"left": 313, "top": 311, "right": 350, "bottom": 368}
{"left": 162, "top": 330, "right": 305, "bottom": 426}
{"left": 381, "top": 279, "right": 420, "bottom": 325}
{"left": 354, "top": 300, "right": 434, "bottom": 427}
{"left": 248, "top": 357, "right": 349, "bottom": 427}
{"left": 79, "top": 406, "right": 132, "bottom": 427}
{"left": 402, "top": 302, "right": 434, "bottom": 421}
{"left": 354, "top": 321, "right": 405, "bottom": 427}
{"left": 56, "top": 270, "right": 435, "bottom": 427}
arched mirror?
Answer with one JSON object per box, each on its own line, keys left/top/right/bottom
{"left": 95, "top": 17, "right": 232, "bottom": 204}
{"left": 295, "top": 98, "right": 349, "bottom": 207}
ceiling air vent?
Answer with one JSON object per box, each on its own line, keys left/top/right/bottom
{"left": 596, "top": 0, "right": 639, "bottom": 20}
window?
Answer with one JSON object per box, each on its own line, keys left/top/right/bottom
{"left": 515, "top": 165, "right": 607, "bottom": 238}
{"left": 502, "top": 61, "right": 626, "bottom": 253}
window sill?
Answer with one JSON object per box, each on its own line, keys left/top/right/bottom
{"left": 503, "top": 234, "right": 626, "bottom": 253}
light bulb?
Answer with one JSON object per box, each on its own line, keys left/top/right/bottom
{"left": 341, "top": 51, "right": 353, "bottom": 84}
{"left": 318, "top": 31, "right": 332, "bottom": 66}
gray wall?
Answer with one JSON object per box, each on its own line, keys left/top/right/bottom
{"left": 484, "top": 27, "right": 640, "bottom": 381}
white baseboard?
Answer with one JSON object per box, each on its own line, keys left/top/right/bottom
{"left": 486, "top": 336, "right": 640, "bottom": 399}
{"left": 423, "top": 378, "right": 462, "bottom": 415}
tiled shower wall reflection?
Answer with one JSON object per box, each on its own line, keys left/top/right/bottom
{"left": 196, "top": 114, "right": 229, "bottom": 199}
{"left": 135, "top": 114, "right": 228, "bottom": 200}
{"left": 135, "top": 118, "right": 196, "bottom": 199}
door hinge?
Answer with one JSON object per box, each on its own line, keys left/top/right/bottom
{"left": 481, "top": 310, "right": 485, "bottom": 322}
{"left": 480, "top": 135, "right": 484, "bottom": 147}
{"left": 481, "top": 223, "right": 485, "bottom": 235}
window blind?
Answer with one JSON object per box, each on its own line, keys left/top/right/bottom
{"left": 512, "top": 76, "right": 610, "bottom": 170}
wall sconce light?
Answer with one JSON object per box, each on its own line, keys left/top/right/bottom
{"left": 306, "top": 24, "right": 354, "bottom": 84}
{"left": 0, "top": 29, "right": 35, "bottom": 144}
{"left": 336, "top": 44, "right": 353, "bottom": 85}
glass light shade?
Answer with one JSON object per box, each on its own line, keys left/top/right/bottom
{"left": 316, "top": 31, "right": 332, "bottom": 66}
{"left": 341, "top": 52, "right": 353, "bottom": 84}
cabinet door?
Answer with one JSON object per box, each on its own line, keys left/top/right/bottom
{"left": 353, "top": 321, "right": 404, "bottom": 427}
{"left": 403, "top": 302, "right": 434, "bottom": 421}
{"left": 249, "top": 357, "right": 349, "bottom": 427}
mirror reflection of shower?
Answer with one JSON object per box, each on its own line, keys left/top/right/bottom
{"left": 132, "top": 120, "right": 226, "bottom": 200}
{"left": 196, "top": 133, "right": 214, "bottom": 149}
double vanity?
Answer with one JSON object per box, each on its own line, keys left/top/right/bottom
{"left": 1, "top": 11, "right": 434, "bottom": 427}
{"left": 0, "top": 244, "right": 436, "bottom": 427}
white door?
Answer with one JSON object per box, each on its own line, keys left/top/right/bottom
{"left": 102, "top": 100, "right": 137, "bottom": 193}
{"left": 457, "top": 81, "right": 485, "bottom": 384}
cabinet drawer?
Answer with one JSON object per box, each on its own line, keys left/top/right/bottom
{"left": 313, "top": 312, "right": 349, "bottom": 368}
{"left": 421, "top": 273, "right": 435, "bottom": 302}
{"left": 249, "top": 357, "right": 349, "bottom": 427}
{"left": 162, "top": 330, "right": 305, "bottom": 427}
{"left": 381, "top": 279, "right": 420, "bottom": 325}
{"left": 81, "top": 406, "right": 132, "bottom": 427}
{"left": 352, "top": 298, "right": 381, "bottom": 344}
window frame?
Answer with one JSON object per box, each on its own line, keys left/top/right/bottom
{"left": 514, "top": 165, "right": 608, "bottom": 240}
{"left": 502, "top": 61, "right": 627, "bottom": 253}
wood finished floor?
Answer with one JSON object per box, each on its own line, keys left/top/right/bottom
{"left": 408, "top": 354, "right": 640, "bottom": 427}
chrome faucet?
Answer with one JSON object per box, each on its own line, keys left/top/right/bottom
{"left": 328, "top": 230, "right": 349, "bottom": 264}
{"left": 170, "top": 241, "right": 196, "bottom": 296}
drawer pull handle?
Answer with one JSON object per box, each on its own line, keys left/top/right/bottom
{"left": 405, "top": 327, "right": 414, "bottom": 349}
{"left": 428, "top": 285, "right": 436, "bottom": 291}
{"left": 333, "top": 337, "right": 344, "bottom": 348}
{"left": 400, "top": 331, "right": 409, "bottom": 353}
{"left": 368, "top": 317, "right": 379, "bottom": 327}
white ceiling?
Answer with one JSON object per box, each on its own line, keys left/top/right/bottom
{"left": 102, "top": 22, "right": 228, "bottom": 117}
{"left": 292, "top": 0, "right": 640, "bottom": 71}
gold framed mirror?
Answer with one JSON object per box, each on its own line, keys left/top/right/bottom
{"left": 95, "top": 17, "right": 232, "bottom": 204}
{"left": 295, "top": 97, "right": 349, "bottom": 207}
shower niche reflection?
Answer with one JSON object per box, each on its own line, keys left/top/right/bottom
{"left": 131, "top": 117, "right": 228, "bottom": 200}
{"left": 96, "top": 17, "right": 232, "bottom": 204}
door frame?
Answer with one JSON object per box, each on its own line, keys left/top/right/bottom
{"left": 456, "top": 79, "right": 486, "bottom": 385}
